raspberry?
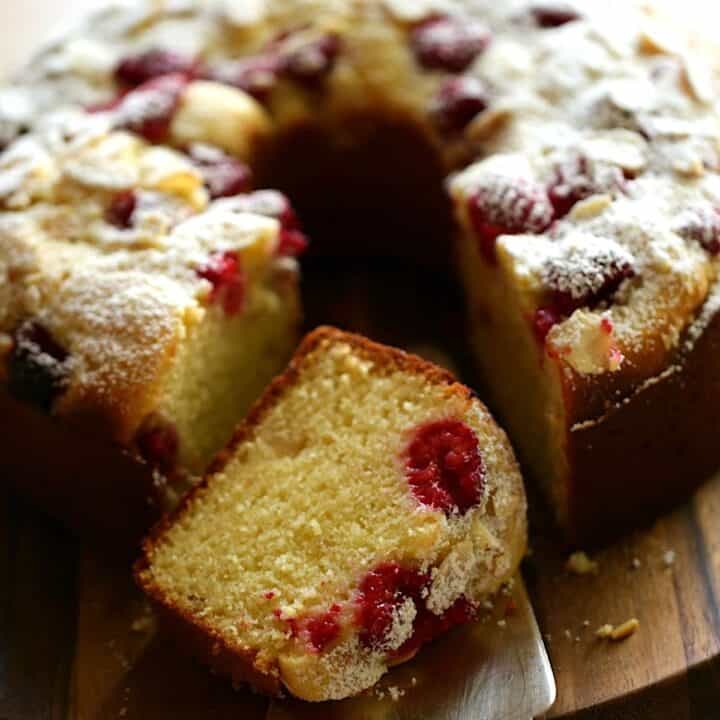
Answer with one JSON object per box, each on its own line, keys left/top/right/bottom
{"left": 355, "top": 564, "right": 428, "bottom": 649}
{"left": 115, "top": 49, "right": 196, "bottom": 87}
{"left": 196, "top": 251, "right": 247, "bottom": 316}
{"left": 354, "top": 563, "right": 476, "bottom": 655}
{"left": 433, "top": 76, "right": 489, "bottom": 133}
{"left": 468, "top": 176, "right": 554, "bottom": 263}
{"left": 673, "top": 205, "right": 720, "bottom": 256}
{"left": 280, "top": 34, "right": 341, "bottom": 86}
{"left": 106, "top": 190, "right": 137, "bottom": 228}
{"left": 136, "top": 418, "right": 179, "bottom": 473}
{"left": 547, "top": 155, "right": 626, "bottom": 218}
{"left": 542, "top": 245, "right": 636, "bottom": 316}
{"left": 530, "top": 4, "right": 581, "bottom": 28}
{"left": 204, "top": 55, "right": 280, "bottom": 102}
{"left": 229, "top": 190, "right": 309, "bottom": 257}
{"left": 288, "top": 604, "right": 342, "bottom": 653}
{"left": 187, "top": 144, "right": 253, "bottom": 199}
{"left": 8, "top": 321, "right": 70, "bottom": 412}
{"left": 112, "top": 73, "right": 189, "bottom": 143}
{"left": 410, "top": 15, "right": 490, "bottom": 73}
{"left": 405, "top": 419, "right": 485, "bottom": 515}
{"left": 396, "top": 596, "right": 476, "bottom": 658}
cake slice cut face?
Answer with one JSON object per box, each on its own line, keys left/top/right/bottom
{"left": 137, "top": 327, "right": 527, "bottom": 701}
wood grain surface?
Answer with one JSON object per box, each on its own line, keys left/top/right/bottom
{"left": 2, "top": 261, "right": 720, "bottom": 720}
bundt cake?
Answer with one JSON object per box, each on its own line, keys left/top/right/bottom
{"left": 136, "top": 327, "right": 527, "bottom": 701}
{"left": 3, "top": 0, "right": 720, "bottom": 543}
{"left": 0, "top": 110, "right": 304, "bottom": 536}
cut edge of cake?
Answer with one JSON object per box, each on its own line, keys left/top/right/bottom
{"left": 135, "top": 326, "right": 527, "bottom": 701}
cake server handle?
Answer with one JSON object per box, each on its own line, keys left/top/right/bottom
{"left": 267, "top": 575, "right": 556, "bottom": 720}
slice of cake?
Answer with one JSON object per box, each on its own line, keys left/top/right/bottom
{"left": 0, "top": 110, "right": 304, "bottom": 536}
{"left": 136, "top": 327, "right": 527, "bottom": 701}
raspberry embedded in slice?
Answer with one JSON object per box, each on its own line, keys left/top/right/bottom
{"left": 433, "top": 76, "right": 489, "bottom": 133}
{"left": 673, "top": 205, "right": 720, "bottom": 256}
{"left": 196, "top": 250, "right": 248, "bottom": 316}
{"left": 468, "top": 176, "right": 554, "bottom": 263}
{"left": 8, "top": 321, "right": 70, "bottom": 412}
{"left": 396, "top": 596, "right": 476, "bottom": 659}
{"left": 355, "top": 563, "right": 428, "bottom": 649}
{"left": 530, "top": 4, "right": 581, "bottom": 27}
{"left": 288, "top": 604, "right": 342, "bottom": 653}
{"left": 410, "top": 15, "right": 491, "bottom": 73}
{"left": 547, "top": 155, "right": 626, "bottom": 218}
{"left": 187, "top": 144, "right": 253, "bottom": 199}
{"left": 115, "top": 49, "right": 196, "bottom": 87}
{"left": 111, "top": 73, "right": 189, "bottom": 143}
{"left": 106, "top": 190, "right": 137, "bottom": 228}
{"left": 280, "top": 34, "right": 341, "bottom": 86}
{"left": 404, "top": 419, "right": 485, "bottom": 515}
{"left": 354, "top": 563, "right": 477, "bottom": 656}
{"left": 204, "top": 55, "right": 281, "bottom": 102}
{"left": 136, "top": 417, "right": 179, "bottom": 474}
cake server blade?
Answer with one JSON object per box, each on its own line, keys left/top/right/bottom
{"left": 266, "top": 575, "right": 555, "bottom": 720}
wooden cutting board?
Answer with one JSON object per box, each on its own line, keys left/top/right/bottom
{"left": 2, "top": 261, "right": 720, "bottom": 720}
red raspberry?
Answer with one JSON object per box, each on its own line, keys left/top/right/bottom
{"left": 112, "top": 73, "right": 189, "bottom": 143}
{"left": 547, "top": 155, "right": 626, "bottom": 218}
{"left": 405, "top": 419, "right": 485, "bottom": 515}
{"left": 196, "top": 251, "right": 248, "bottom": 316}
{"left": 355, "top": 564, "right": 428, "bottom": 649}
{"left": 354, "top": 563, "right": 477, "bottom": 655}
{"left": 530, "top": 4, "right": 581, "bottom": 27}
{"left": 204, "top": 55, "right": 280, "bottom": 102}
{"left": 280, "top": 34, "right": 341, "bottom": 86}
{"left": 411, "top": 15, "right": 490, "bottom": 73}
{"left": 433, "top": 76, "right": 489, "bottom": 132}
{"left": 8, "top": 322, "right": 70, "bottom": 412}
{"left": 115, "top": 49, "right": 196, "bottom": 87}
{"left": 288, "top": 604, "right": 342, "bottom": 653}
{"left": 187, "top": 144, "right": 253, "bottom": 199}
{"left": 229, "top": 190, "right": 309, "bottom": 257}
{"left": 674, "top": 205, "right": 720, "bottom": 256}
{"left": 468, "top": 176, "right": 554, "bottom": 263}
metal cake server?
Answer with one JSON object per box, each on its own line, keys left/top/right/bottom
{"left": 266, "top": 576, "right": 555, "bottom": 720}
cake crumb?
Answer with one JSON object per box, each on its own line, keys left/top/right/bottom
{"left": 566, "top": 551, "right": 599, "bottom": 575}
{"left": 631, "top": 557, "right": 642, "bottom": 570}
{"left": 595, "top": 624, "right": 614, "bottom": 639}
{"left": 582, "top": 619, "right": 591, "bottom": 628}
{"left": 663, "top": 550, "right": 676, "bottom": 568}
{"left": 497, "top": 619, "right": 507, "bottom": 629}
{"left": 411, "top": 676, "right": 418, "bottom": 687}
{"left": 387, "top": 686, "right": 404, "bottom": 701}
{"left": 131, "top": 615, "right": 154, "bottom": 633}
{"left": 563, "top": 628, "right": 573, "bottom": 640}
{"left": 596, "top": 618, "right": 639, "bottom": 641}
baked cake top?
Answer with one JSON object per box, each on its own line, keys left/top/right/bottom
{"left": 1, "top": 0, "right": 719, "bottom": 387}
{"left": 0, "top": 108, "right": 301, "bottom": 439}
